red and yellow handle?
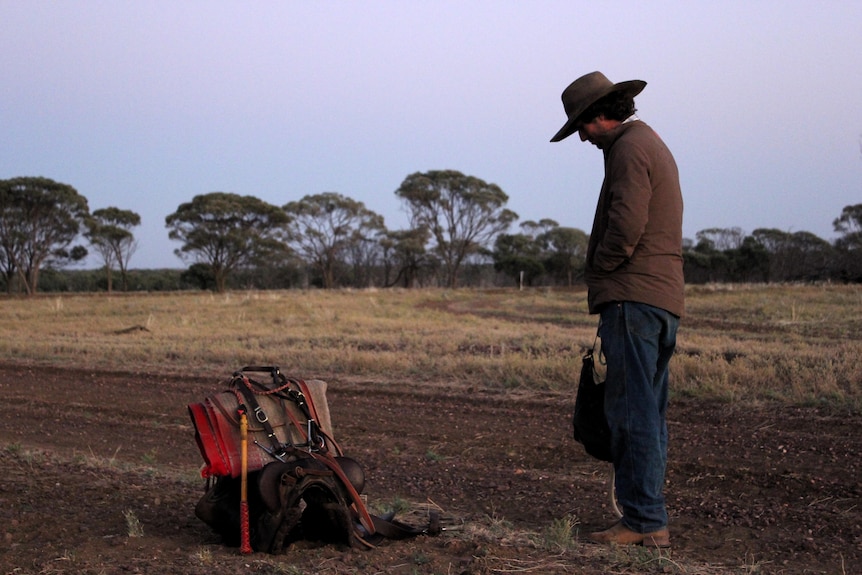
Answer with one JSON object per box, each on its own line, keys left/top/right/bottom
{"left": 239, "top": 409, "right": 252, "bottom": 554}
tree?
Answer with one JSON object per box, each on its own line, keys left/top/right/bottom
{"left": 491, "top": 220, "right": 588, "bottom": 287}
{"left": 833, "top": 203, "right": 862, "bottom": 281}
{"left": 85, "top": 207, "right": 141, "bottom": 292}
{"left": 346, "top": 227, "right": 386, "bottom": 288}
{"left": 538, "top": 225, "right": 588, "bottom": 286}
{"left": 380, "top": 227, "right": 432, "bottom": 288}
{"left": 0, "top": 177, "right": 89, "bottom": 294}
{"left": 783, "top": 231, "right": 833, "bottom": 281}
{"left": 283, "top": 192, "right": 385, "bottom": 289}
{"left": 750, "top": 228, "right": 790, "bottom": 281}
{"left": 180, "top": 263, "right": 218, "bottom": 291}
{"left": 395, "top": 170, "right": 518, "bottom": 288}
{"left": 492, "top": 232, "right": 544, "bottom": 287}
{"left": 520, "top": 218, "right": 559, "bottom": 240}
{"left": 0, "top": 186, "right": 16, "bottom": 292}
{"left": 685, "top": 232, "right": 732, "bottom": 283}
{"left": 725, "top": 236, "right": 771, "bottom": 282}
{"left": 695, "top": 227, "right": 746, "bottom": 251}
{"left": 165, "top": 192, "right": 291, "bottom": 292}
{"left": 833, "top": 204, "right": 862, "bottom": 250}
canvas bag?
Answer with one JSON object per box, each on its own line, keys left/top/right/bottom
{"left": 572, "top": 336, "right": 613, "bottom": 462}
{"left": 188, "top": 368, "right": 335, "bottom": 478}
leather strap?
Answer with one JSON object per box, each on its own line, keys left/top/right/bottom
{"left": 233, "top": 377, "right": 284, "bottom": 457}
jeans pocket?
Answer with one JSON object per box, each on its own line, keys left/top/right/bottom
{"left": 625, "top": 303, "right": 662, "bottom": 339}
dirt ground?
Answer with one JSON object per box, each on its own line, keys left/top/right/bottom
{"left": 0, "top": 363, "right": 859, "bottom": 575}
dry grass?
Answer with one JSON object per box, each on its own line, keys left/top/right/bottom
{"left": 1, "top": 284, "right": 860, "bottom": 409}
{"left": 676, "top": 283, "right": 862, "bottom": 408}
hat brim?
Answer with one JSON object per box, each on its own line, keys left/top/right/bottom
{"left": 550, "top": 80, "right": 646, "bottom": 142}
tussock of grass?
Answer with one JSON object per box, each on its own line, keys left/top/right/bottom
{"left": 1, "top": 285, "right": 860, "bottom": 408}
{"left": 123, "top": 509, "right": 144, "bottom": 538}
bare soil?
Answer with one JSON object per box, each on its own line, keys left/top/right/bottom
{"left": 0, "top": 363, "right": 859, "bottom": 574}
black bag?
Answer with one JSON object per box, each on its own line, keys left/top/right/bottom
{"left": 572, "top": 349, "right": 613, "bottom": 462}
{"left": 194, "top": 451, "right": 432, "bottom": 552}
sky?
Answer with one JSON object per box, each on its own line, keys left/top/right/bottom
{"left": 2, "top": 1, "right": 861, "bottom": 270}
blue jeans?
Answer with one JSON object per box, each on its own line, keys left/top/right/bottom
{"left": 599, "top": 301, "right": 679, "bottom": 533}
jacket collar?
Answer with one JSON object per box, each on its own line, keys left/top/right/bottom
{"left": 598, "top": 118, "right": 640, "bottom": 152}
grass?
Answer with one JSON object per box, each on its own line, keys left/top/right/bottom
{"left": 1, "top": 284, "right": 860, "bottom": 409}
{"left": 123, "top": 509, "right": 144, "bottom": 538}
{"left": 542, "top": 514, "right": 580, "bottom": 551}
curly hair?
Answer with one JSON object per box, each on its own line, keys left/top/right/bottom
{"left": 579, "top": 91, "right": 637, "bottom": 124}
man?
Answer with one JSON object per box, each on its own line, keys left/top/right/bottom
{"left": 551, "top": 71, "right": 684, "bottom": 547}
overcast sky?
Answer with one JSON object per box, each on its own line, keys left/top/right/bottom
{"left": 2, "top": 1, "right": 860, "bottom": 269}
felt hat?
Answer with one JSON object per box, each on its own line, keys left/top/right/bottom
{"left": 550, "top": 71, "right": 646, "bottom": 142}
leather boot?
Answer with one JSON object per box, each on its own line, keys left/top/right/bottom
{"left": 588, "top": 521, "right": 670, "bottom": 548}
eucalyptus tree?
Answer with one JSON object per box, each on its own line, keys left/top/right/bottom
{"left": 537, "top": 225, "right": 589, "bottom": 286}
{"left": 85, "top": 207, "right": 141, "bottom": 292}
{"left": 492, "top": 232, "right": 545, "bottom": 287}
{"left": 395, "top": 170, "right": 518, "bottom": 288}
{"left": 833, "top": 204, "right": 862, "bottom": 249}
{"left": 783, "top": 231, "right": 833, "bottom": 281}
{"left": 0, "top": 177, "right": 90, "bottom": 294}
{"left": 519, "top": 218, "right": 560, "bottom": 240}
{"left": 725, "top": 235, "right": 771, "bottom": 282}
{"left": 750, "top": 228, "right": 792, "bottom": 281}
{"left": 492, "top": 220, "right": 589, "bottom": 287}
{"left": 380, "top": 227, "right": 432, "bottom": 288}
{"left": 695, "top": 227, "right": 746, "bottom": 252}
{"left": 283, "top": 192, "right": 385, "bottom": 289}
{"left": 833, "top": 203, "right": 862, "bottom": 280}
{"left": 165, "top": 192, "right": 291, "bottom": 292}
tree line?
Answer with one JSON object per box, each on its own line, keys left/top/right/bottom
{"left": 1, "top": 174, "right": 860, "bottom": 294}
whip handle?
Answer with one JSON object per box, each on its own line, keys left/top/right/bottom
{"left": 239, "top": 411, "right": 252, "bottom": 554}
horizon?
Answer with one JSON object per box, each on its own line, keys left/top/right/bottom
{"left": 2, "top": 1, "right": 860, "bottom": 270}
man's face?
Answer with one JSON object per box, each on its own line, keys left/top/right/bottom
{"left": 577, "top": 115, "right": 615, "bottom": 149}
{"left": 578, "top": 118, "right": 605, "bottom": 149}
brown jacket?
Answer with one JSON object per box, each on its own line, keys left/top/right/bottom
{"left": 584, "top": 120, "right": 685, "bottom": 317}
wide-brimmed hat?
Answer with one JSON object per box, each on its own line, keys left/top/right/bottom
{"left": 550, "top": 71, "right": 646, "bottom": 142}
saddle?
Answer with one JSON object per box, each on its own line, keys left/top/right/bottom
{"left": 188, "top": 366, "right": 438, "bottom": 552}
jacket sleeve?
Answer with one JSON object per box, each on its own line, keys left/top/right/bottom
{"left": 591, "top": 140, "right": 652, "bottom": 272}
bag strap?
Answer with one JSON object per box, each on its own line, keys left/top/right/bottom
{"left": 242, "top": 367, "right": 331, "bottom": 448}
{"left": 232, "top": 376, "right": 286, "bottom": 459}
{"left": 590, "top": 318, "right": 606, "bottom": 382}
{"left": 311, "top": 450, "right": 377, "bottom": 536}
{"left": 294, "top": 378, "right": 344, "bottom": 456}
{"left": 371, "top": 511, "right": 440, "bottom": 539}
{"left": 232, "top": 366, "right": 335, "bottom": 456}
